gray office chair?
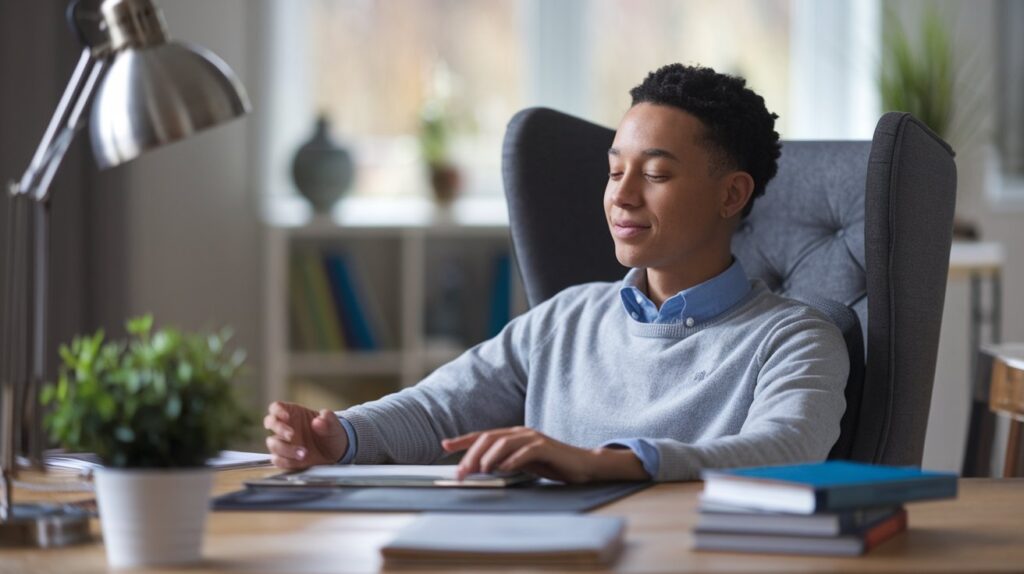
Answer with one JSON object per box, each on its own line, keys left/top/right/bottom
{"left": 501, "top": 108, "right": 956, "bottom": 466}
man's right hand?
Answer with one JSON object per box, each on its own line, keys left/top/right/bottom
{"left": 264, "top": 401, "right": 348, "bottom": 470}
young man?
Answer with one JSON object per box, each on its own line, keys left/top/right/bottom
{"left": 264, "top": 64, "right": 849, "bottom": 483}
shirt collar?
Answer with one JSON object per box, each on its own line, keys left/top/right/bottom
{"left": 619, "top": 259, "right": 750, "bottom": 325}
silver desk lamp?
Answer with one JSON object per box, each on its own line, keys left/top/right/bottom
{"left": 0, "top": 0, "right": 249, "bottom": 547}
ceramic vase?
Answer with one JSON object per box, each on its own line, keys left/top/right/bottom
{"left": 292, "top": 115, "right": 355, "bottom": 213}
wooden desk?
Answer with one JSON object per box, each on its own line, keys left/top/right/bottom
{"left": 8, "top": 469, "right": 1024, "bottom": 572}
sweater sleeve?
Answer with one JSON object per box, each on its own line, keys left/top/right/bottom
{"left": 648, "top": 310, "right": 849, "bottom": 482}
{"left": 336, "top": 295, "right": 558, "bottom": 464}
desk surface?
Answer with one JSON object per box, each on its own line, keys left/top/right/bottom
{"left": 9, "top": 469, "right": 1024, "bottom": 573}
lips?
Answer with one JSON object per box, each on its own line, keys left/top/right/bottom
{"left": 612, "top": 220, "right": 651, "bottom": 239}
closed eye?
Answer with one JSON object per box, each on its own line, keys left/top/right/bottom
{"left": 645, "top": 174, "right": 669, "bottom": 182}
{"left": 608, "top": 171, "right": 623, "bottom": 181}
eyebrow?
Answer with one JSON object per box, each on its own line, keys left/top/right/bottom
{"left": 607, "top": 147, "right": 681, "bottom": 162}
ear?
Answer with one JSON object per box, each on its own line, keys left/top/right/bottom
{"left": 719, "top": 171, "right": 755, "bottom": 219}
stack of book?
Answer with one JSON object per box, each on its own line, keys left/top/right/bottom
{"left": 694, "top": 461, "right": 958, "bottom": 556}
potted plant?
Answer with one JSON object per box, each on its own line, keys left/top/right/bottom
{"left": 879, "top": 4, "right": 984, "bottom": 239}
{"left": 879, "top": 5, "right": 955, "bottom": 140}
{"left": 40, "top": 315, "right": 251, "bottom": 568}
{"left": 419, "top": 101, "right": 461, "bottom": 205}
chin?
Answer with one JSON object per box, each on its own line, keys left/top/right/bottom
{"left": 613, "top": 245, "right": 646, "bottom": 269}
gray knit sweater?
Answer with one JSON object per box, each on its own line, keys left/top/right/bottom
{"left": 339, "top": 280, "right": 849, "bottom": 481}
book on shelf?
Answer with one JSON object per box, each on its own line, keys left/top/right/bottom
{"left": 700, "top": 461, "right": 957, "bottom": 514}
{"left": 696, "top": 501, "right": 903, "bottom": 537}
{"left": 323, "top": 251, "right": 377, "bottom": 351}
{"left": 292, "top": 249, "right": 345, "bottom": 351}
{"left": 289, "top": 247, "right": 393, "bottom": 353}
{"left": 342, "top": 250, "right": 393, "bottom": 349}
{"left": 693, "top": 507, "right": 908, "bottom": 556}
{"left": 380, "top": 513, "right": 625, "bottom": 567}
{"left": 487, "top": 252, "right": 512, "bottom": 338}
{"left": 288, "top": 256, "right": 320, "bottom": 351}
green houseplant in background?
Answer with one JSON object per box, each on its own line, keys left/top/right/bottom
{"left": 880, "top": 4, "right": 982, "bottom": 238}
{"left": 419, "top": 60, "right": 465, "bottom": 205}
{"left": 879, "top": 5, "right": 954, "bottom": 141}
{"left": 41, "top": 315, "right": 251, "bottom": 568}
{"left": 419, "top": 100, "right": 461, "bottom": 205}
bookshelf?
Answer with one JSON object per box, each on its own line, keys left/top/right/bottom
{"left": 263, "top": 196, "right": 527, "bottom": 408}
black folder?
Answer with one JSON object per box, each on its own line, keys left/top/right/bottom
{"left": 212, "top": 481, "right": 651, "bottom": 513}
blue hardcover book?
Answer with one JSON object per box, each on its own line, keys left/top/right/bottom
{"left": 322, "top": 252, "right": 358, "bottom": 349}
{"left": 701, "top": 461, "right": 957, "bottom": 514}
{"left": 323, "top": 252, "right": 377, "bottom": 350}
{"left": 487, "top": 253, "right": 511, "bottom": 338}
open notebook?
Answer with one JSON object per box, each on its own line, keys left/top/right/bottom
{"left": 245, "top": 465, "right": 536, "bottom": 488}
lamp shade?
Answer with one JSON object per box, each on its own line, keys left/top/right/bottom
{"left": 89, "top": 41, "right": 250, "bottom": 169}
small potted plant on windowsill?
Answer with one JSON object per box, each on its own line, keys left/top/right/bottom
{"left": 41, "top": 315, "right": 251, "bottom": 569}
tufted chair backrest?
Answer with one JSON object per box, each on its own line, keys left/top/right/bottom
{"left": 502, "top": 108, "right": 956, "bottom": 466}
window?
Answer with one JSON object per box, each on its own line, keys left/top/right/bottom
{"left": 258, "top": 0, "right": 878, "bottom": 219}
{"left": 586, "top": 0, "right": 792, "bottom": 134}
{"left": 308, "top": 0, "right": 523, "bottom": 198}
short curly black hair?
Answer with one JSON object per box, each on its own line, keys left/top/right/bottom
{"left": 629, "top": 64, "right": 781, "bottom": 218}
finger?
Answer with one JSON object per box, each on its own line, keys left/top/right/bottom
{"left": 442, "top": 431, "right": 483, "bottom": 452}
{"left": 457, "top": 429, "right": 520, "bottom": 479}
{"left": 311, "top": 409, "right": 343, "bottom": 437}
{"left": 268, "top": 401, "right": 292, "bottom": 422}
{"left": 270, "top": 454, "right": 310, "bottom": 471}
{"left": 263, "top": 414, "right": 295, "bottom": 440}
{"left": 266, "top": 436, "right": 308, "bottom": 462}
{"left": 479, "top": 433, "right": 534, "bottom": 473}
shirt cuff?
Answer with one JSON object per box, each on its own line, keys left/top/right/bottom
{"left": 337, "top": 415, "right": 358, "bottom": 464}
{"left": 601, "top": 438, "right": 660, "bottom": 479}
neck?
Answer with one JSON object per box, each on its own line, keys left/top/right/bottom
{"left": 645, "top": 251, "right": 733, "bottom": 309}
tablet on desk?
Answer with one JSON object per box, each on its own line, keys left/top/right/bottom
{"left": 245, "top": 465, "right": 536, "bottom": 488}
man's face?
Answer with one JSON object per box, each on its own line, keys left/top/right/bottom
{"left": 604, "top": 103, "right": 733, "bottom": 272}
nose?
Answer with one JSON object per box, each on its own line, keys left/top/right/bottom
{"left": 608, "top": 171, "right": 643, "bottom": 208}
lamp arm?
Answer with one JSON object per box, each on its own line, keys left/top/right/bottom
{"left": 12, "top": 49, "right": 109, "bottom": 204}
{"left": 1, "top": 46, "right": 107, "bottom": 522}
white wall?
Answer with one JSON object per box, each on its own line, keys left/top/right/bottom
{"left": 97, "top": 0, "right": 265, "bottom": 411}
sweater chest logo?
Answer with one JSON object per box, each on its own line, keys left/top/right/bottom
{"left": 693, "top": 370, "right": 706, "bottom": 383}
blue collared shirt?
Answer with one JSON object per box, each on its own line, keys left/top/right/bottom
{"left": 602, "top": 259, "right": 751, "bottom": 478}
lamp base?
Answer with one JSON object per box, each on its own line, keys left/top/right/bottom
{"left": 0, "top": 503, "right": 92, "bottom": 548}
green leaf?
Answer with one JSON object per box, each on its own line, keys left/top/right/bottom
{"left": 177, "top": 361, "right": 193, "bottom": 383}
{"left": 126, "top": 315, "right": 153, "bottom": 337}
{"left": 97, "top": 394, "right": 116, "bottom": 421}
{"left": 40, "top": 384, "right": 55, "bottom": 405}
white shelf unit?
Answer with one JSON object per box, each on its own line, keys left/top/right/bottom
{"left": 263, "top": 198, "right": 526, "bottom": 405}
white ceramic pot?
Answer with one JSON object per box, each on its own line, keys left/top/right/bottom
{"left": 94, "top": 467, "right": 214, "bottom": 569}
